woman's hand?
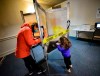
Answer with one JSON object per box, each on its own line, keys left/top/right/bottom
{"left": 35, "top": 38, "right": 41, "bottom": 44}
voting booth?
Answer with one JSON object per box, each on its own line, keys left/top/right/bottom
{"left": 31, "top": 1, "right": 69, "bottom": 61}
{"left": 30, "top": 1, "right": 69, "bottom": 74}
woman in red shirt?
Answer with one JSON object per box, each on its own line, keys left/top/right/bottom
{"left": 15, "top": 22, "right": 42, "bottom": 76}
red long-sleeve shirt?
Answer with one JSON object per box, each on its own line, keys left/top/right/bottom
{"left": 15, "top": 23, "right": 41, "bottom": 58}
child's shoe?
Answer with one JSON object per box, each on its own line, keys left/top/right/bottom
{"left": 28, "top": 72, "right": 33, "bottom": 75}
{"left": 70, "top": 65, "right": 72, "bottom": 68}
{"left": 67, "top": 69, "right": 71, "bottom": 73}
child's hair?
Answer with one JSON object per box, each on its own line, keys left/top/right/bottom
{"left": 60, "top": 36, "right": 71, "bottom": 49}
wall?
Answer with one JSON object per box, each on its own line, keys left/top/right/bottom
{"left": 52, "top": 0, "right": 100, "bottom": 38}
{"left": 0, "top": 0, "right": 100, "bottom": 57}
{"left": 69, "top": 0, "right": 100, "bottom": 37}
{"left": 0, "top": 0, "right": 34, "bottom": 57}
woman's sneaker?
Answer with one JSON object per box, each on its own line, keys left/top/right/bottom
{"left": 29, "top": 72, "right": 33, "bottom": 75}
{"left": 37, "top": 69, "right": 46, "bottom": 75}
{"left": 25, "top": 72, "right": 34, "bottom": 76}
{"left": 43, "top": 68, "right": 46, "bottom": 72}
{"left": 37, "top": 71, "right": 42, "bottom": 75}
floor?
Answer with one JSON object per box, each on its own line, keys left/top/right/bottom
{"left": 0, "top": 37, "right": 100, "bottom": 76}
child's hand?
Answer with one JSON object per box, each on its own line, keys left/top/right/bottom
{"left": 56, "top": 42, "right": 60, "bottom": 45}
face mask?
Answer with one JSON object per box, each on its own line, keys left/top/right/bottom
{"left": 34, "top": 30, "right": 38, "bottom": 32}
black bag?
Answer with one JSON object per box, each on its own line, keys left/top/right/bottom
{"left": 47, "top": 41, "right": 58, "bottom": 53}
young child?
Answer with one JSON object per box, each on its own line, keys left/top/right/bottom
{"left": 56, "top": 36, "right": 72, "bottom": 73}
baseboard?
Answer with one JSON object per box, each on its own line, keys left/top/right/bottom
{"left": 0, "top": 35, "right": 16, "bottom": 42}
{"left": 0, "top": 48, "right": 15, "bottom": 57}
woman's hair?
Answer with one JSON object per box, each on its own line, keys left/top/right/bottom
{"left": 31, "top": 22, "right": 38, "bottom": 33}
{"left": 60, "top": 36, "right": 71, "bottom": 49}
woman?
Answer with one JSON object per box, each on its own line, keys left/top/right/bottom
{"left": 15, "top": 22, "right": 42, "bottom": 76}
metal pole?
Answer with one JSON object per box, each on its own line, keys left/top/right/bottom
{"left": 67, "top": 1, "right": 70, "bottom": 38}
{"left": 32, "top": 1, "right": 50, "bottom": 75}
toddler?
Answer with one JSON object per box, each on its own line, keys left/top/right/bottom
{"left": 56, "top": 36, "right": 72, "bottom": 73}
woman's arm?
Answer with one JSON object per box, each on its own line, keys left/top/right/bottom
{"left": 23, "top": 28, "right": 41, "bottom": 46}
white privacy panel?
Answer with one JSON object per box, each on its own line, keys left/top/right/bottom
{"left": 46, "top": 7, "right": 68, "bottom": 35}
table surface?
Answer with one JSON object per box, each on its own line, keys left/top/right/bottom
{"left": 73, "top": 28, "right": 95, "bottom": 32}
